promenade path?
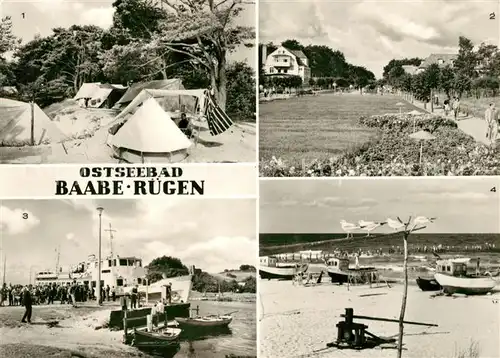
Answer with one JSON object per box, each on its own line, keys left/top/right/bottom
{"left": 404, "top": 97, "right": 491, "bottom": 145}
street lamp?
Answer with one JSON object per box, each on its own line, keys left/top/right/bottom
{"left": 96, "top": 207, "right": 104, "bottom": 305}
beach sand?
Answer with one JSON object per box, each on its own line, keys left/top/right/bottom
{"left": 259, "top": 279, "right": 500, "bottom": 358}
{"left": 0, "top": 303, "right": 143, "bottom": 358}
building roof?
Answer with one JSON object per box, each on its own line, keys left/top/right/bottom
{"left": 420, "top": 54, "right": 457, "bottom": 68}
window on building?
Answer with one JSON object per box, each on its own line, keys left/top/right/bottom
{"left": 119, "top": 259, "right": 127, "bottom": 266}
{"left": 117, "top": 278, "right": 123, "bottom": 286}
{"left": 102, "top": 269, "right": 111, "bottom": 273}
{"left": 108, "top": 260, "right": 112, "bottom": 267}
{"left": 284, "top": 69, "right": 288, "bottom": 73}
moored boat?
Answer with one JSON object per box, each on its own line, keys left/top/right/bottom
{"left": 416, "top": 277, "right": 441, "bottom": 291}
{"left": 433, "top": 258, "right": 497, "bottom": 295}
{"left": 132, "top": 327, "right": 181, "bottom": 348}
{"left": 175, "top": 314, "right": 232, "bottom": 328}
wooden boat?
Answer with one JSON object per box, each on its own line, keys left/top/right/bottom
{"left": 416, "top": 277, "right": 441, "bottom": 291}
{"left": 326, "top": 257, "right": 377, "bottom": 284}
{"left": 132, "top": 327, "right": 181, "bottom": 348}
{"left": 434, "top": 273, "right": 496, "bottom": 295}
{"left": 259, "top": 256, "right": 308, "bottom": 280}
{"left": 433, "top": 258, "right": 497, "bottom": 295}
{"left": 175, "top": 315, "right": 232, "bottom": 329}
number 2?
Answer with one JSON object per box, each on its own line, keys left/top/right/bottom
{"left": 490, "top": 12, "right": 496, "bottom": 20}
{"left": 22, "top": 212, "right": 28, "bottom": 219}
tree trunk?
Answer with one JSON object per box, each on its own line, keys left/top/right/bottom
{"left": 212, "top": 55, "right": 227, "bottom": 111}
{"left": 397, "top": 233, "right": 409, "bottom": 358}
{"left": 430, "top": 89, "right": 434, "bottom": 113}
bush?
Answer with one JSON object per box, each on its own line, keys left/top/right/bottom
{"left": 260, "top": 113, "right": 500, "bottom": 177}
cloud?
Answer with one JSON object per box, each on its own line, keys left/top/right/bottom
{"left": 0, "top": 205, "right": 40, "bottom": 236}
{"left": 66, "top": 232, "right": 75, "bottom": 241}
{"left": 260, "top": 0, "right": 497, "bottom": 77}
{"left": 80, "top": 7, "right": 114, "bottom": 29}
{"left": 142, "top": 236, "right": 256, "bottom": 273}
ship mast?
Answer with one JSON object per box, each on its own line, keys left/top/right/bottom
{"left": 55, "top": 245, "right": 60, "bottom": 274}
{"left": 105, "top": 223, "right": 117, "bottom": 258}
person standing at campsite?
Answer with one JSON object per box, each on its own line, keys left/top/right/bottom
{"left": 111, "top": 286, "right": 116, "bottom": 301}
{"left": 485, "top": 103, "right": 498, "bottom": 141}
{"left": 21, "top": 286, "right": 32, "bottom": 323}
{"left": 106, "top": 284, "right": 110, "bottom": 301}
{"left": 452, "top": 97, "right": 460, "bottom": 120}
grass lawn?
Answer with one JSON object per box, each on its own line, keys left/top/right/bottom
{"left": 259, "top": 93, "right": 425, "bottom": 165}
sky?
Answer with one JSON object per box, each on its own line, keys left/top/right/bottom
{"left": 260, "top": 178, "right": 500, "bottom": 234}
{"left": 260, "top": 0, "right": 500, "bottom": 78}
{"left": 2, "top": 0, "right": 256, "bottom": 68}
{"left": 0, "top": 198, "right": 256, "bottom": 284}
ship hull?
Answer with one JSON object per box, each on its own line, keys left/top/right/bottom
{"left": 327, "top": 267, "right": 377, "bottom": 284}
{"left": 259, "top": 264, "right": 307, "bottom": 280}
{"left": 434, "top": 273, "right": 496, "bottom": 295}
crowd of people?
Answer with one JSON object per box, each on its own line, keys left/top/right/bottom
{"left": 274, "top": 242, "right": 498, "bottom": 263}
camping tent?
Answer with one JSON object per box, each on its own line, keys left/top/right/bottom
{"left": 0, "top": 98, "right": 66, "bottom": 145}
{"left": 111, "top": 88, "right": 206, "bottom": 126}
{"left": 115, "top": 79, "right": 184, "bottom": 107}
{"left": 109, "top": 97, "right": 192, "bottom": 163}
{"left": 109, "top": 88, "right": 233, "bottom": 137}
{"left": 74, "top": 83, "right": 127, "bottom": 108}
{"left": 74, "top": 83, "right": 101, "bottom": 101}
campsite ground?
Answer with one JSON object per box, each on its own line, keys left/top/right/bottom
{"left": 0, "top": 100, "right": 256, "bottom": 164}
{"left": 259, "top": 92, "right": 424, "bottom": 166}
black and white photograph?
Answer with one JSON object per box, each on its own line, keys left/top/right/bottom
{"left": 259, "top": 0, "right": 500, "bottom": 177}
{"left": 0, "top": 198, "right": 257, "bottom": 358}
{"left": 259, "top": 178, "right": 500, "bottom": 358}
{"left": 0, "top": 0, "right": 256, "bottom": 164}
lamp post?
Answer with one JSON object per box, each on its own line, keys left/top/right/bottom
{"left": 96, "top": 207, "right": 104, "bottom": 305}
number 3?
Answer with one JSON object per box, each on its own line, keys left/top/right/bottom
{"left": 490, "top": 12, "right": 496, "bottom": 20}
{"left": 22, "top": 212, "right": 28, "bottom": 219}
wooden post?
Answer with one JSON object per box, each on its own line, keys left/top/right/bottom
{"left": 30, "top": 100, "right": 35, "bottom": 146}
{"left": 397, "top": 227, "right": 410, "bottom": 358}
{"left": 145, "top": 279, "right": 148, "bottom": 305}
{"left": 146, "top": 314, "right": 152, "bottom": 332}
{"left": 419, "top": 142, "right": 423, "bottom": 165}
{"left": 123, "top": 309, "right": 128, "bottom": 343}
{"left": 164, "top": 306, "right": 168, "bottom": 327}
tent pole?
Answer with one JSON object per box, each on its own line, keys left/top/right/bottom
{"left": 31, "top": 99, "right": 35, "bottom": 146}
{"left": 419, "top": 142, "right": 423, "bottom": 165}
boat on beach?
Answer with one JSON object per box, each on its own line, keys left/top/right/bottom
{"left": 416, "top": 277, "right": 441, "bottom": 291}
{"left": 433, "top": 258, "right": 497, "bottom": 295}
{"left": 326, "top": 257, "right": 377, "bottom": 284}
{"left": 259, "top": 256, "right": 308, "bottom": 280}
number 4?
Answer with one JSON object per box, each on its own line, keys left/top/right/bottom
{"left": 491, "top": 187, "right": 497, "bottom": 192}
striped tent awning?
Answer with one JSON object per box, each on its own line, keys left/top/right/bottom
{"left": 203, "top": 91, "right": 233, "bottom": 136}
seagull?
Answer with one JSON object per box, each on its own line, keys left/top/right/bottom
{"left": 340, "top": 220, "right": 359, "bottom": 238}
{"left": 358, "top": 220, "right": 386, "bottom": 237}
{"left": 387, "top": 218, "right": 405, "bottom": 231}
{"left": 413, "top": 216, "right": 437, "bottom": 226}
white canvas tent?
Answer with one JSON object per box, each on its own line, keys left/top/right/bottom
{"left": 112, "top": 88, "right": 207, "bottom": 125}
{"left": 74, "top": 83, "right": 127, "bottom": 108}
{"left": 74, "top": 83, "right": 102, "bottom": 100}
{"left": 0, "top": 98, "right": 66, "bottom": 145}
{"left": 110, "top": 97, "right": 192, "bottom": 163}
